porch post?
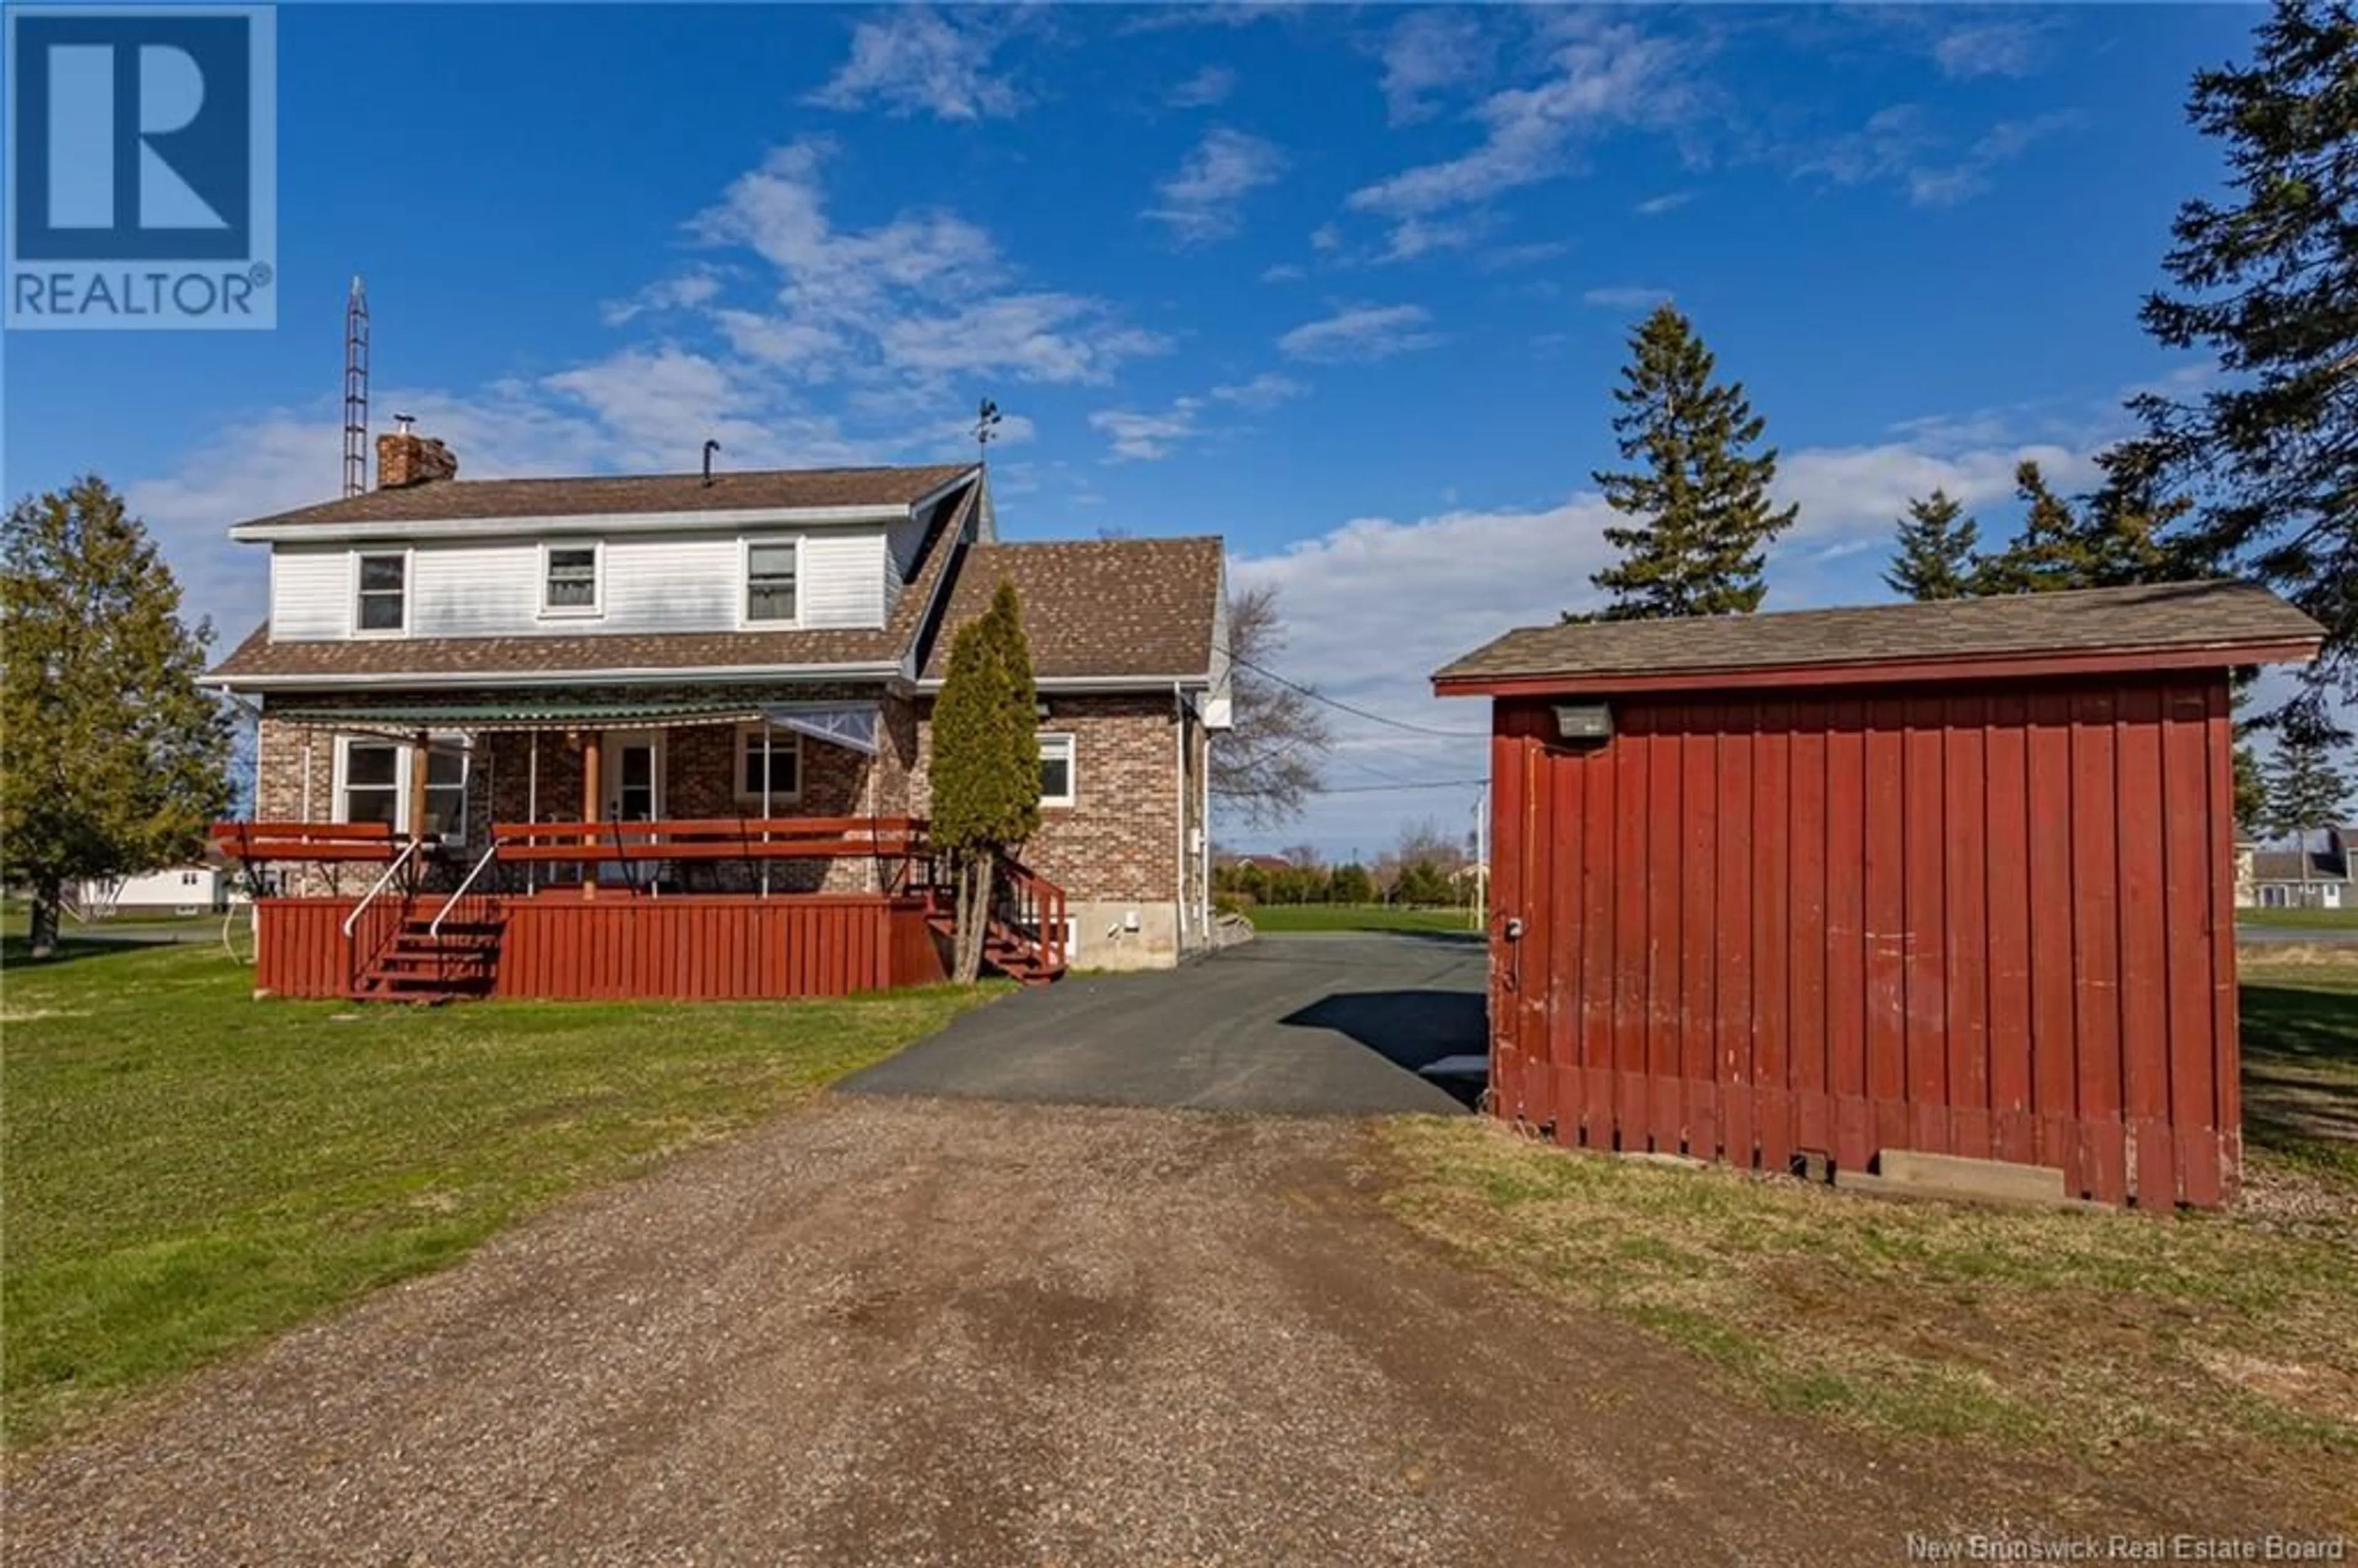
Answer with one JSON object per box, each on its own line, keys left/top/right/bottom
{"left": 407, "top": 729, "right": 430, "bottom": 848}
{"left": 760, "top": 725, "right": 772, "bottom": 898}
{"left": 580, "top": 731, "right": 602, "bottom": 899}
{"left": 525, "top": 732, "right": 539, "bottom": 894}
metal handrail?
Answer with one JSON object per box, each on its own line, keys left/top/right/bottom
{"left": 341, "top": 839, "right": 421, "bottom": 936}
{"left": 430, "top": 841, "right": 501, "bottom": 937}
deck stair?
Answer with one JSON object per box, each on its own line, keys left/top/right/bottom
{"left": 351, "top": 917, "right": 505, "bottom": 1003}
{"left": 923, "top": 860, "right": 1068, "bottom": 986}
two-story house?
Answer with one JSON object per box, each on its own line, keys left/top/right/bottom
{"left": 203, "top": 426, "right": 1229, "bottom": 999}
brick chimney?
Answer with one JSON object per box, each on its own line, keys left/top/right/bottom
{"left": 376, "top": 417, "right": 457, "bottom": 489}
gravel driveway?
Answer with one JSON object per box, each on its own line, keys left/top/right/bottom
{"left": 7, "top": 1095, "right": 2230, "bottom": 1567}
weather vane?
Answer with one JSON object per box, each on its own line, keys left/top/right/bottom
{"left": 976, "top": 397, "right": 1003, "bottom": 464}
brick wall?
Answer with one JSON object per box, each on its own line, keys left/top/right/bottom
{"left": 909, "top": 691, "right": 1182, "bottom": 904}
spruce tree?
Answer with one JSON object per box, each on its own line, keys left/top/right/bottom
{"left": 1, "top": 478, "right": 232, "bottom": 958}
{"left": 2128, "top": 0, "right": 2358, "bottom": 717}
{"left": 1578, "top": 303, "right": 1797, "bottom": 621}
{"left": 2262, "top": 730, "right": 2354, "bottom": 904}
{"left": 927, "top": 580, "right": 1040, "bottom": 982}
{"left": 1883, "top": 489, "right": 1982, "bottom": 601}
{"left": 1975, "top": 461, "right": 2088, "bottom": 594}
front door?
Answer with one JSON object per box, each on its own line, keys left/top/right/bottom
{"left": 604, "top": 732, "right": 663, "bottom": 822}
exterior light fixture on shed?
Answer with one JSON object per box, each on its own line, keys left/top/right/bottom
{"left": 1552, "top": 702, "right": 1612, "bottom": 741}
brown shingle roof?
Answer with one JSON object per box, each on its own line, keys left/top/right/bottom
{"left": 208, "top": 482, "right": 978, "bottom": 685}
{"left": 919, "top": 537, "right": 1226, "bottom": 683}
{"left": 1435, "top": 581, "right": 2322, "bottom": 688}
{"left": 234, "top": 463, "right": 976, "bottom": 532}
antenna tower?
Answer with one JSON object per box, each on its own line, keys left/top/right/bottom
{"left": 342, "top": 276, "right": 370, "bottom": 497}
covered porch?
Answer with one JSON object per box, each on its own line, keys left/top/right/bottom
{"left": 222, "top": 691, "right": 1065, "bottom": 1001}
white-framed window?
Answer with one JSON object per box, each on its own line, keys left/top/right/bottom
{"left": 742, "top": 538, "right": 800, "bottom": 625}
{"left": 334, "top": 735, "right": 468, "bottom": 839}
{"left": 353, "top": 551, "right": 409, "bottom": 634}
{"left": 1038, "top": 731, "right": 1075, "bottom": 807}
{"left": 540, "top": 541, "right": 602, "bottom": 617}
{"left": 734, "top": 724, "right": 804, "bottom": 808}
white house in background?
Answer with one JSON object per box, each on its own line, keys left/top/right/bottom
{"left": 2235, "top": 826, "right": 2356, "bottom": 910}
{"left": 75, "top": 865, "right": 235, "bottom": 918}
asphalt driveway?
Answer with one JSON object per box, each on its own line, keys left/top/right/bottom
{"left": 841, "top": 931, "right": 1486, "bottom": 1115}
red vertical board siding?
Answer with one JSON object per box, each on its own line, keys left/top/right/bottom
{"left": 1488, "top": 713, "right": 1528, "bottom": 1119}
{"left": 1484, "top": 672, "right": 2239, "bottom": 1209}
{"left": 1983, "top": 695, "right": 2035, "bottom": 1165}
{"left": 1901, "top": 703, "right": 1949, "bottom": 1149}
{"left": 1824, "top": 701, "right": 1870, "bottom": 1174}
{"left": 2205, "top": 680, "right": 2242, "bottom": 1199}
{"left": 1679, "top": 712, "right": 1718, "bottom": 1157}
{"left": 2162, "top": 686, "right": 2222, "bottom": 1206}
{"left": 1862, "top": 701, "right": 1909, "bottom": 1159}
{"left": 1752, "top": 704, "right": 1793, "bottom": 1174}
{"left": 2115, "top": 686, "right": 2174, "bottom": 1205}
{"left": 1716, "top": 708, "right": 1756, "bottom": 1168}
{"left": 2025, "top": 693, "right": 2078, "bottom": 1178}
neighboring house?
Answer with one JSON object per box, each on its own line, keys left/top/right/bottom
{"left": 201, "top": 429, "right": 1228, "bottom": 995}
{"left": 74, "top": 864, "right": 235, "bottom": 917}
{"left": 2239, "top": 828, "right": 2354, "bottom": 910}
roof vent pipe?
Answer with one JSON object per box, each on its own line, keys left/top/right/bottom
{"left": 702, "top": 438, "right": 721, "bottom": 486}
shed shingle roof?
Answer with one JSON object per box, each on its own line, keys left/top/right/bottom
{"left": 234, "top": 463, "right": 976, "bottom": 532}
{"left": 209, "top": 478, "right": 978, "bottom": 685}
{"left": 919, "top": 537, "right": 1226, "bottom": 682}
{"left": 1434, "top": 581, "right": 2322, "bottom": 689}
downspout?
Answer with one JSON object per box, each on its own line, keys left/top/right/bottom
{"left": 1199, "top": 709, "right": 1212, "bottom": 941}
{"left": 1173, "top": 682, "right": 1188, "bottom": 952}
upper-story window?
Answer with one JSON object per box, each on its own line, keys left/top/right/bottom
{"left": 541, "top": 543, "right": 601, "bottom": 617}
{"left": 744, "top": 540, "right": 798, "bottom": 625}
{"left": 355, "top": 551, "right": 407, "bottom": 634}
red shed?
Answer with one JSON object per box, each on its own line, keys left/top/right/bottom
{"left": 1433, "top": 581, "right": 2322, "bottom": 1209}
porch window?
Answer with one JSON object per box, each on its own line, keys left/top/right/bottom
{"left": 736, "top": 724, "right": 803, "bottom": 807}
{"left": 1038, "top": 732, "right": 1075, "bottom": 807}
{"left": 337, "top": 740, "right": 401, "bottom": 826}
{"left": 541, "top": 543, "right": 601, "bottom": 616}
{"left": 744, "top": 540, "right": 798, "bottom": 624}
{"left": 334, "top": 736, "right": 468, "bottom": 839}
{"left": 355, "top": 553, "right": 407, "bottom": 633}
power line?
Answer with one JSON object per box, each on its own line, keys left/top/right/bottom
{"left": 1218, "top": 644, "right": 1489, "bottom": 740}
{"left": 1214, "top": 777, "right": 1485, "bottom": 797}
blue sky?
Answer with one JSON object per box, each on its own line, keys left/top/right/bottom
{"left": 2, "top": 4, "right": 2276, "bottom": 856}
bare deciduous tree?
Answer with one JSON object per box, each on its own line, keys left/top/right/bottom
{"left": 1212, "top": 583, "right": 1331, "bottom": 828}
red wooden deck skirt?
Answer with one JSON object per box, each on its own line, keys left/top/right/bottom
{"left": 254, "top": 893, "right": 947, "bottom": 1002}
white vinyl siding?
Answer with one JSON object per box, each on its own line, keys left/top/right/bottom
{"left": 268, "top": 546, "right": 351, "bottom": 640}
{"left": 268, "top": 527, "right": 895, "bottom": 640}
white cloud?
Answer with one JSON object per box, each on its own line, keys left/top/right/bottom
{"left": 805, "top": 7, "right": 1024, "bottom": 121}
{"left": 1278, "top": 303, "right": 1443, "bottom": 364}
{"left": 600, "top": 267, "right": 725, "bottom": 325}
{"left": 1798, "top": 103, "right": 2085, "bottom": 209}
{"left": 1211, "top": 372, "right": 1308, "bottom": 409}
{"left": 1581, "top": 284, "right": 1670, "bottom": 309}
{"left": 1145, "top": 128, "right": 1287, "bottom": 245}
{"left": 1259, "top": 262, "right": 1307, "bottom": 284}
{"left": 1376, "top": 9, "right": 1496, "bottom": 125}
{"left": 1635, "top": 190, "right": 1694, "bottom": 216}
{"left": 1931, "top": 20, "right": 2049, "bottom": 80}
{"left": 1089, "top": 402, "right": 1205, "bottom": 462}
{"left": 1167, "top": 64, "right": 1237, "bottom": 108}
{"left": 1348, "top": 19, "right": 1687, "bottom": 222}
{"left": 1310, "top": 222, "right": 1343, "bottom": 253}
{"left": 1376, "top": 215, "right": 1485, "bottom": 263}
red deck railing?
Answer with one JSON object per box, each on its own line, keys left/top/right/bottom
{"left": 491, "top": 815, "right": 928, "bottom": 864}
{"left": 212, "top": 820, "right": 406, "bottom": 864}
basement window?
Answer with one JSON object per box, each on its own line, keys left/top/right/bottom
{"left": 541, "top": 543, "right": 602, "bottom": 616}
{"left": 744, "top": 540, "right": 799, "bottom": 625}
{"left": 355, "top": 552, "right": 407, "bottom": 633}
{"left": 1038, "top": 732, "right": 1075, "bottom": 808}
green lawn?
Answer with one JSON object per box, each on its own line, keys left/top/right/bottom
{"left": 2238, "top": 905, "right": 2358, "bottom": 929}
{"left": 0, "top": 938, "right": 995, "bottom": 1450}
{"left": 1243, "top": 902, "right": 1481, "bottom": 934}
{"left": 1380, "top": 963, "right": 2358, "bottom": 1522}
